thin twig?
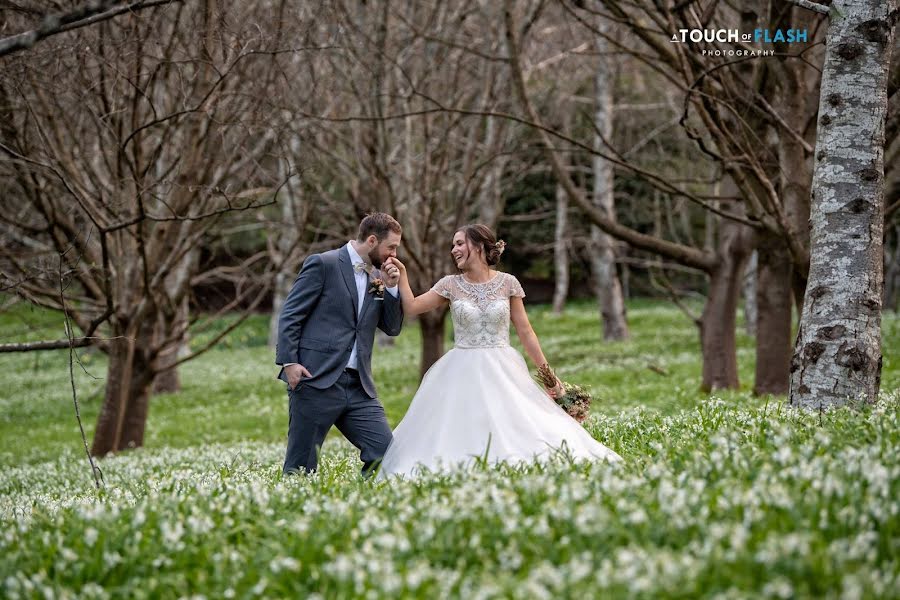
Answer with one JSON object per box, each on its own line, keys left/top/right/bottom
{"left": 59, "top": 254, "right": 103, "bottom": 490}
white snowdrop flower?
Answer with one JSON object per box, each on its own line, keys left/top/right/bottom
{"left": 102, "top": 551, "right": 122, "bottom": 567}
{"left": 250, "top": 577, "right": 267, "bottom": 596}
{"left": 83, "top": 527, "right": 98, "bottom": 547}
{"left": 840, "top": 575, "right": 864, "bottom": 600}
{"left": 627, "top": 508, "right": 647, "bottom": 525}
{"left": 186, "top": 514, "right": 214, "bottom": 535}
{"left": 269, "top": 556, "right": 301, "bottom": 573}
{"left": 568, "top": 555, "right": 592, "bottom": 582}
{"left": 59, "top": 547, "right": 78, "bottom": 562}
{"left": 160, "top": 520, "right": 184, "bottom": 547}
{"left": 222, "top": 588, "right": 235, "bottom": 599}
{"left": 326, "top": 555, "right": 353, "bottom": 580}
{"left": 132, "top": 509, "right": 146, "bottom": 527}
{"left": 287, "top": 518, "right": 310, "bottom": 535}
{"left": 753, "top": 546, "right": 776, "bottom": 567}
{"left": 380, "top": 571, "right": 402, "bottom": 595}
{"left": 80, "top": 582, "right": 106, "bottom": 598}
{"left": 404, "top": 563, "right": 429, "bottom": 589}
{"left": 522, "top": 580, "right": 552, "bottom": 600}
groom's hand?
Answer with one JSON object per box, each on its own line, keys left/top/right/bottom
{"left": 285, "top": 363, "right": 312, "bottom": 390}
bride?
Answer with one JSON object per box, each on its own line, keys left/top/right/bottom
{"left": 377, "top": 224, "right": 621, "bottom": 478}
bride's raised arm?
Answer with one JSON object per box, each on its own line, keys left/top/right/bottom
{"left": 383, "top": 257, "right": 448, "bottom": 316}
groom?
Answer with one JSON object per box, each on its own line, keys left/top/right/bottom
{"left": 276, "top": 213, "right": 403, "bottom": 476}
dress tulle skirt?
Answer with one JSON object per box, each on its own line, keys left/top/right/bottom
{"left": 377, "top": 346, "right": 622, "bottom": 479}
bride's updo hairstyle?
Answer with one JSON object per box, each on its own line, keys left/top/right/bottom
{"left": 457, "top": 224, "right": 506, "bottom": 266}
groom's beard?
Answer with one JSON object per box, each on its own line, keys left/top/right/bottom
{"left": 367, "top": 248, "right": 384, "bottom": 269}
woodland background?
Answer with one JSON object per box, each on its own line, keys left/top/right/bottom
{"left": 0, "top": 0, "right": 897, "bottom": 454}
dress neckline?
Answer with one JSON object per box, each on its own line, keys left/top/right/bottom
{"left": 459, "top": 271, "right": 501, "bottom": 285}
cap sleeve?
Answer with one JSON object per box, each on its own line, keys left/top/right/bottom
{"left": 430, "top": 275, "right": 455, "bottom": 300}
{"left": 507, "top": 273, "right": 525, "bottom": 298}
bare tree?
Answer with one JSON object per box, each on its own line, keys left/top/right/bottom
{"left": 504, "top": 0, "right": 762, "bottom": 390}
{"left": 790, "top": 0, "right": 898, "bottom": 408}
{"left": 588, "top": 21, "right": 628, "bottom": 340}
{"left": 288, "top": 1, "right": 525, "bottom": 377}
{"left": 265, "top": 145, "right": 337, "bottom": 349}
{"left": 0, "top": 0, "right": 304, "bottom": 454}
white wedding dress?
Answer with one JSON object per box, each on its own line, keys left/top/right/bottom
{"left": 377, "top": 272, "right": 622, "bottom": 479}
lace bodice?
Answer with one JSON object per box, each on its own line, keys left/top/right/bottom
{"left": 431, "top": 272, "right": 526, "bottom": 348}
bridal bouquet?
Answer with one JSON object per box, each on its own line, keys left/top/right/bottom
{"left": 536, "top": 363, "right": 592, "bottom": 423}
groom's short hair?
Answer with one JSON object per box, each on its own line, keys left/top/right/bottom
{"left": 358, "top": 213, "right": 402, "bottom": 242}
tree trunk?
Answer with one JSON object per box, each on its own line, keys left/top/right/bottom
{"left": 152, "top": 296, "right": 189, "bottom": 394}
{"left": 269, "top": 189, "right": 299, "bottom": 348}
{"left": 552, "top": 181, "right": 569, "bottom": 314}
{"left": 477, "top": 114, "right": 508, "bottom": 229}
{"left": 589, "top": 28, "right": 628, "bottom": 340}
{"left": 269, "top": 264, "right": 295, "bottom": 348}
{"left": 91, "top": 328, "right": 136, "bottom": 456}
{"left": 699, "top": 202, "right": 755, "bottom": 391}
{"left": 775, "top": 10, "right": 813, "bottom": 311}
{"left": 152, "top": 365, "right": 179, "bottom": 395}
{"left": 742, "top": 250, "right": 758, "bottom": 336}
{"left": 92, "top": 315, "right": 165, "bottom": 455}
{"left": 746, "top": 3, "right": 814, "bottom": 396}
{"left": 790, "top": 0, "right": 896, "bottom": 408}
{"left": 884, "top": 223, "right": 900, "bottom": 311}
{"left": 418, "top": 310, "right": 448, "bottom": 379}
{"left": 754, "top": 233, "right": 793, "bottom": 395}
{"left": 120, "top": 349, "right": 156, "bottom": 450}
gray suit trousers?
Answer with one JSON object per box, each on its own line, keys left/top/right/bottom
{"left": 283, "top": 369, "right": 392, "bottom": 476}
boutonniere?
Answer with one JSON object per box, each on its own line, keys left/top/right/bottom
{"left": 368, "top": 277, "right": 385, "bottom": 299}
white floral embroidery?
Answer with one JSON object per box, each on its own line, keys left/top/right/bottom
{"left": 430, "top": 273, "right": 525, "bottom": 348}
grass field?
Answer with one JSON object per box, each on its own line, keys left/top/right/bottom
{"left": 1, "top": 299, "right": 898, "bottom": 598}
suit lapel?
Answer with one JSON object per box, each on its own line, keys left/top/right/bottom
{"left": 338, "top": 246, "right": 359, "bottom": 319}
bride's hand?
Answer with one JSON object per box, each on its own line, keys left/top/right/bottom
{"left": 385, "top": 257, "right": 407, "bottom": 278}
{"left": 381, "top": 257, "right": 402, "bottom": 286}
{"left": 546, "top": 377, "right": 565, "bottom": 399}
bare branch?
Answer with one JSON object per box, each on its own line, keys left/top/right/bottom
{"left": 0, "top": 337, "right": 96, "bottom": 353}
{"left": 787, "top": 0, "right": 831, "bottom": 16}
{"left": 0, "top": 0, "right": 182, "bottom": 58}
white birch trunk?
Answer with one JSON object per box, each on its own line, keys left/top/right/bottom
{"left": 552, "top": 181, "right": 569, "bottom": 314}
{"left": 743, "top": 250, "right": 758, "bottom": 336}
{"left": 588, "top": 28, "right": 628, "bottom": 340}
{"left": 269, "top": 187, "right": 299, "bottom": 348}
{"left": 790, "top": 0, "right": 897, "bottom": 408}
{"left": 885, "top": 223, "right": 900, "bottom": 311}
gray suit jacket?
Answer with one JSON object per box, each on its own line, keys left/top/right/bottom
{"left": 275, "top": 246, "right": 403, "bottom": 398}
